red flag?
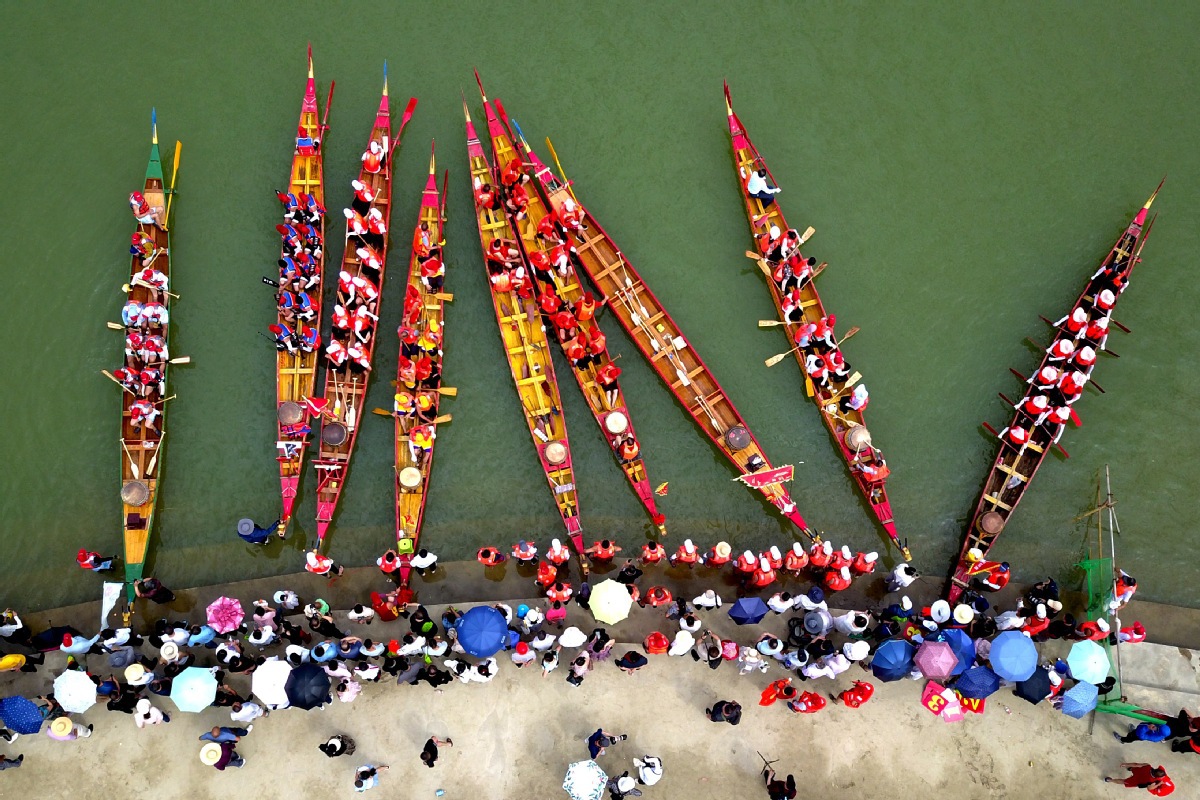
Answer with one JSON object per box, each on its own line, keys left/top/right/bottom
{"left": 735, "top": 464, "right": 794, "bottom": 489}
{"left": 654, "top": 482, "right": 669, "bottom": 497}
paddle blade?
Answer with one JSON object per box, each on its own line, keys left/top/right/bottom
{"left": 799, "top": 226, "right": 815, "bottom": 244}
{"left": 437, "top": 386, "right": 458, "bottom": 397}
{"left": 169, "top": 356, "right": 191, "bottom": 365}
{"left": 758, "top": 320, "right": 784, "bottom": 328}
{"left": 432, "top": 413, "right": 453, "bottom": 425}
{"left": 765, "top": 352, "right": 789, "bottom": 368}
{"left": 107, "top": 321, "right": 125, "bottom": 330}
{"left": 756, "top": 259, "right": 772, "bottom": 278}
{"left": 434, "top": 292, "right": 454, "bottom": 302}
{"left": 372, "top": 407, "right": 394, "bottom": 417}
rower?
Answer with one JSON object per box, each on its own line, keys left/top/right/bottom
{"left": 504, "top": 175, "right": 531, "bottom": 220}
{"left": 840, "top": 383, "right": 868, "bottom": 417}
{"left": 134, "top": 267, "right": 169, "bottom": 304}
{"left": 792, "top": 320, "right": 817, "bottom": 349}
{"left": 584, "top": 539, "right": 621, "bottom": 562}
{"left": 129, "top": 398, "right": 160, "bottom": 433}
{"left": 529, "top": 250, "right": 555, "bottom": 283}
{"left": 299, "top": 323, "right": 319, "bottom": 353}
{"left": 546, "top": 538, "right": 572, "bottom": 566}
{"left": 828, "top": 545, "right": 852, "bottom": 572}
{"left": 641, "top": 541, "right": 666, "bottom": 565}
{"left": 1029, "top": 365, "right": 1060, "bottom": 392}
{"left": 326, "top": 339, "right": 348, "bottom": 369}
{"left": 412, "top": 221, "right": 434, "bottom": 259}
{"left": 564, "top": 336, "right": 589, "bottom": 369}
{"left": 352, "top": 305, "right": 374, "bottom": 339}
{"left": 822, "top": 349, "right": 850, "bottom": 381}
{"left": 485, "top": 238, "right": 521, "bottom": 272}
{"left": 1036, "top": 404, "right": 1078, "bottom": 443}
{"left": 535, "top": 560, "right": 558, "bottom": 590}
{"left": 140, "top": 301, "right": 168, "bottom": 328}
{"left": 780, "top": 287, "right": 804, "bottom": 323}
{"left": 356, "top": 244, "right": 384, "bottom": 275}
{"left": 536, "top": 212, "right": 564, "bottom": 244}
{"left": 824, "top": 566, "right": 852, "bottom": 593}
{"left": 764, "top": 546, "right": 784, "bottom": 571}
{"left": 538, "top": 289, "right": 561, "bottom": 318}
{"left": 783, "top": 543, "right": 809, "bottom": 574}
{"left": 353, "top": 274, "right": 381, "bottom": 309}
{"left": 1057, "top": 306, "right": 1089, "bottom": 336}
{"left": 1092, "top": 287, "right": 1116, "bottom": 314}
{"left": 420, "top": 247, "right": 445, "bottom": 292}
{"left": 809, "top": 541, "right": 833, "bottom": 570}
{"left": 294, "top": 290, "right": 316, "bottom": 321}
{"left": 138, "top": 366, "right": 164, "bottom": 398}
{"left": 1058, "top": 369, "right": 1088, "bottom": 404}
{"left": 346, "top": 341, "right": 371, "bottom": 373}
{"left": 850, "top": 551, "right": 878, "bottom": 576}
{"left": 393, "top": 391, "right": 415, "bottom": 416}
{"left": 140, "top": 334, "right": 167, "bottom": 364}
{"left": 1094, "top": 266, "right": 1128, "bottom": 296}
{"left": 812, "top": 314, "right": 836, "bottom": 349}
{"left": 344, "top": 208, "right": 369, "bottom": 239}
{"left": 362, "top": 140, "right": 384, "bottom": 174}
{"left": 575, "top": 292, "right": 597, "bottom": 323}
{"left": 734, "top": 549, "right": 758, "bottom": 575}
{"left": 755, "top": 225, "right": 782, "bottom": 258}
{"left": 1046, "top": 338, "right": 1074, "bottom": 362}
{"left": 804, "top": 352, "right": 829, "bottom": 388}
{"left": 742, "top": 166, "right": 781, "bottom": 206}
{"left": 585, "top": 327, "right": 607, "bottom": 369}
{"left": 1081, "top": 316, "right": 1110, "bottom": 350}
{"left": 130, "top": 232, "right": 164, "bottom": 266}
{"left": 129, "top": 190, "right": 165, "bottom": 228}
{"left": 553, "top": 308, "right": 578, "bottom": 342}
{"left": 276, "top": 189, "right": 301, "bottom": 220}
{"left": 331, "top": 303, "right": 352, "bottom": 333}
{"left": 999, "top": 424, "right": 1030, "bottom": 449}
{"left": 473, "top": 178, "right": 500, "bottom": 211}
{"left": 669, "top": 538, "right": 699, "bottom": 568}
{"left": 547, "top": 243, "right": 572, "bottom": 276}
{"left": 855, "top": 450, "right": 890, "bottom": 484}
{"left": 767, "top": 228, "right": 802, "bottom": 264}
{"left": 1072, "top": 345, "right": 1097, "bottom": 371}
{"left": 365, "top": 208, "right": 387, "bottom": 248}
{"left": 1020, "top": 393, "right": 1049, "bottom": 419}
{"left": 500, "top": 156, "right": 526, "bottom": 187}
{"left": 418, "top": 322, "right": 442, "bottom": 356}
{"left": 300, "top": 193, "right": 325, "bottom": 224}
{"left": 397, "top": 325, "right": 421, "bottom": 358}
{"left": 397, "top": 355, "right": 417, "bottom": 389}
{"left": 409, "top": 424, "right": 435, "bottom": 463}
{"left": 295, "top": 122, "right": 320, "bottom": 156}
{"left": 351, "top": 179, "right": 377, "bottom": 215}
{"left": 703, "top": 541, "right": 732, "bottom": 567}
{"left": 750, "top": 558, "right": 777, "bottom": 588}
{"left": 121, "top": 300, "right": 144, "bottom": 329}
{"left": 269, "top": 323, "right": 298, "bottom": 353}
{"left": 776, "top": 255, "right": 816, "bottom": 294}
{"left": 415, "top": 391, "right": 437, "bottom": 423}
{"left": 414, "top": 354, "right": 435, "bottom": 386}
{"left": 556, "top": 198, "right": 585, "bottom": 238}
{"left": 124, "top": 331, "right": 145, "bottom": 367}
{"left": 595, "top": 361, "right": 621, "bottom": 408}
{"left": 477, "top": 547, "right": 506, "bottom": 567}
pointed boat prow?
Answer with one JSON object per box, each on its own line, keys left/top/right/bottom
{"left": 151, "top": 107, "right": 158, "bottom": 143}
{"left": 1135, "top": 177, "right": 1165, "bottom": 225}
{"left": 428, "top": 140, "right": 437, "bottom": 173}
{"left": 723, "top": 79, "right": 733, "bottom": 117}
{"left": 474, "top": 68, "right": 488, "bottom": 103}
{"left": 307, "top": 43, "right": 313, "bottom": 78}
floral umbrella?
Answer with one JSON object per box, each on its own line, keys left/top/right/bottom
{"left": 205, "top": 596, "right": 245, "bottom": 634}
{"left": 563, "top": 759, "right": 608, "bottom": 800}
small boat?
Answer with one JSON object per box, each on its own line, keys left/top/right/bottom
{"left": 464, "top": 96, "right": 585, "bottom": 555}
{"left": 946, "top": 183, "right": 1161, "bottom": 604}
{"left": 512, "top": 129, "right": 817, "bottom": 541}
{"left": 390, "top": 141, "right": 449, "bottom": 587}
{"left": 313, "top": 66, "right": 416, "bottom": 547}
{"left": 117, "top": 109, "right": 181, "bottom": 617}
{"left": 476, "top": 77, "right": 666, "bottom": 536}
{"left": 723, "top": 83, "right": 906, "bottom": 560}
{"left": 275, "top": 45, "right": 333, "bottom": 531}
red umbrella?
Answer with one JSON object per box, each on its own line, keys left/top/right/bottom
{"left": 206, "top": 596, "right": 244, "bottom": 634}
{"left": 914, "top": 640, "right": 958, "bottom": 680}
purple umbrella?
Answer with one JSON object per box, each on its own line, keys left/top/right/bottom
{"left": 914, "top": 640, "right": 959, "bottom": 680}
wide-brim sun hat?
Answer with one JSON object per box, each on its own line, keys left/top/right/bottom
{"left": 953, "top": 604, "right": 975, "bottom": 625}
{"left": 160, "top": 641, "right": 179, "bottom": 661}
{"left": 50, "top": 717, "right": 73, "bottom": 737}
{"left": 125, "top": 663, "right": 145, "bottom": 682}
{"left": 199, "top": 742, "right": 223, "bottom": 765}
{"left": 930, "top": 600, "right": 951, "bottom": 624}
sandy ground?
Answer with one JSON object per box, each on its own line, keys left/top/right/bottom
{"left": 1, "top": 561, "right": 1198, "bottom": 799}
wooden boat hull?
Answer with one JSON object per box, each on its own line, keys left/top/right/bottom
{"left": 480, "top": 85, "right": 665, "bottom": 535}
{"left": 464, "top": 99, "right": 584, "bottom": 554}
{"left": 277, "top": 47, "right": 329, "bottom": 527}
{"left": 945, "top": 184, "right": 1161, "bottom": 604}
{"left": 393, "top": 144, "right": 447, "bottom": 586}
{"left": 120, "top": 112, "right": 175, "bottom": 611}
{"left": 724, "top": 83, "right": 904, "bottom": 559}
{"left": 514, "top": 132, "right": 816, "bottom": 540}
{"left": 314, "top": 72, "right": 398, "bottom": 547}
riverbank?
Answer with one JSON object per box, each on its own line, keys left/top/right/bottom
{"left": 1, "top": 561, "right": 1197, "bottom": 798}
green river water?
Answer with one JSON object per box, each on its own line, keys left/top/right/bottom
{"left": 2, "top": 4, "right": 1198, "bottom": 611}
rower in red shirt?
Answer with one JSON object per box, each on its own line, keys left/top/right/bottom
{"left": 733, "top": 550, "right": 758, "bottom": 575}
{"left": 1047, "top": 338, "right": 1074, "bottom": 362}
{"left": 824, "top": 566, "right": 852, "bottom": 592}
{"left": 546, "top": 538, "right": 572, "bottom": 566}
{"left": 839, "top": 680, "right": 875, "bottom": 708}
{"left": 585, "top": 539, "right": 621, "bottom": 562}
{"left": 640, "top": 541, "right": 666, "bottom": 565}
{"left": 827, "top": 545, "right": 852, "bottom": 572}
{"left": 1058, "top": 370, "right": 1088, "bottom": 402}
{"left": 535, "top": 560, "right": 558, "bottom": 590}
{"left": 1082, "top": 317, "right": 1110, "bottom": 349}
{"left": 536, "top": 213, "right": 562, "bottom": 243}
{"left": 763, "top": 546, "right": 784, "bottom": 571}
{"left": 670, "top": 539, "right": 699, "bottom": 568}
{"left": 500, "top": 156, "right": 525, "bottom": 187}
{"left": 750, "top": 558, "right": 777, "bottom": 588}
{"left": 703, "top": 541, "right": 732, "bottom": 567}
{"left": 809, "top": 541, "right": 833, "bottom": 570}
{"left": 511, "top": 540, "right": 538, "bottom": 565}
{"left": 553, "top": 309, "right": 578, "bottom": 340}
{"left": 850, "top": 551, "right": 878, "bottom": 576}
{"left": 538, "top": 290, "right": 561, "bottom": 317}
{"left": 412, "top": 220, "right": 433, "bottom": 258}
{"left": 474, "top": 179, "right": 499, "bottom": 210}
{"left": 1021, "top": 394, "right": 1050, "bottom": 418}
{"left": 476, "top": 547, "right": 507, "bottom": 567}
{"left": 574, "top": 292, "right": 597, "bottom": 323}
{"left": 1056, "top": 306, "right": 1088, "bottom": 335}
{"left": 787, "top": 691, "right": 827, "bottom": 714}
{"left": 546, "top": 582, "right": 573, "bottom": 604}
{"left": 783, "top": 543, "right": 809, "bottom": 574}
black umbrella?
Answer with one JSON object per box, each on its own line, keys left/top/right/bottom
{"left": 31, "top": 625, "right": 82, "bottom": 653}
{"left": 284, "top": 662, "right": 331, "bottom": 710}
{"left": 1014, "top": 666, "right": 1052, "bottom": 705}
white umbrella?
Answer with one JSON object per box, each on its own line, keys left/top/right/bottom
{"left": 589, "top": 580, "right": 633, "bottom": 625}
{"left": 53, "top": 670, "right": 98, "bottom": 714}
{"left": 251, "top": 658, "right": 292, "bottom": 708}
{"left": 563, "top": 759, "right": 608, "bottom": 800}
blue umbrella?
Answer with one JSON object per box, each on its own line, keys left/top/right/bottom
{"left": 870, "top": 639, "right": 916, "bottom": 682}
{"left": 1066, "top": 640, "right": 1110, "bottom": 685}
{"left": 1061, "top": 681, "right": 1099, "bottom": 719}
{"left": 285, "top": 662, "right": 331, "bottom": 710}
{"left": 954, "top": 666, "right": 1001, "bottom": 699}
{"left": 169, "top": 666, "right": 218, "bottom": 713}
{"left": 0, "top": 696, "right": 44, "bottom": 735}
{"left": 455, "top": 606, "right": 508, "bottom": 657}
{"left": 988, "top": 631, "right": 1038, "bottom": 682}
{"left": 728, "top": 597, "right": 769, "bottom": 626}
{"left": 1014, "top": 667, "right": 1052, "bottom": 705}
{"left": 935, "top": 628, "right": 975, "bottom": 676}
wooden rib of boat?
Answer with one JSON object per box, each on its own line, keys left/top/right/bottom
{"left": 391, "top": 142, "right": 448, "bottom": 586}
{"left": 476, "top": 78, "right": 666, "bottom": 536}
{"left": 514, "top": 131, "right": 818, "bottom": 541}
{"left": 118, "top": 109, "right": 180, "bottom": 615}
{"left": 313, "top": 67, "right": 414, "bottom": 547}
{"left": 723, "top": 83, "right": 906, "bottom": 561}
{"left": 946, "top": 182, "right": 1161, "bottom": 604}
{"left": 276, "top": 45, "right": 333, "bottom": 530}
{"left": 464, "top": 97, "right": 585, "bottom": 554}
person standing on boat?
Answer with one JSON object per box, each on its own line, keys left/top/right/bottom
{"left": 742, "top": 167, "right": 781, "bottom": 207}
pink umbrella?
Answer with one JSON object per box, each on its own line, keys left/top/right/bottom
{"left": 206, "top": 596, "right": 244, "bottom": 634}
{"left": 914, "top": 640, "right": 958, "bottom": 680}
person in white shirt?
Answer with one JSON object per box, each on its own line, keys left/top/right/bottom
{"left": 354, "top": 661, "right": 381, "bottom": 682}
{"left": 347, "top": 605, "right": 375, "bottom": 625}
{"left": 248, "top": 627, "right": 277, "bottom": 649}
{"left": 216, "top": 641, "right": 242, "bottom": 664}
{"left": 738, "top": 646, "right": 769, "bottom": 675}
{"left": 767, "top": 592, "right": 794, "bottom": 615}
{"left": 634, "top": 755, "right": 663, "bottom": 787}
{"left": 679, "top": 613, "right": 701, "bottom": 634}
{"left": 133, "top": 698, "right": 169, "bottom": 728}
{"left": 843, "top": 640, "right": 871, "bottom": 663}
{"left": 796, "top": 587, "right": 828, "bottom": 612}
{"left": 886, "top": 563, "right": 919, "bottom": 593}
{"left": 397, "top": 635, "right": 426, "bottom": 658}
{"left": 230, "top": 701, "right": 266, "bottom": 724}
{"left": 284, "top": 644, "right": 311, "bottom": 665}
{"left": 802, "top": 659, "right": 836, "bottom": 681}
{"left": 521, "top": 606, "right": 545, "bottom": 635}
{"left": 273, "top": 590, "right": 300, "bottom": 611}
{"left": 995, "top": 609, "right": 1028, "bottom": 631}
{"left": 742, "top": 167, "right": 781, "bottom": 206}
{"left": 468, "top": 658, "right": 497, "bottom": 683}
{"left": 101, "top": 627, "right": 136, "bottom": 650}
{"left": 422, "top": 637, "right": 448, "bottom": 658}
{"left": 668, "top": 630, "right": 695, "bottom": 657}
{"left": 511, "top": 643, "right": 537, "bottom": 668}
{"left": 755, "top": 634, "right": 784, "bottom": 658}
{"left": 442, "top": 659, "right": 472, "bottom": 684}
{"left": 125, "top": 663, "right": 155, "bottom": 687}
{"left": 833, "top": 611, "right": 871, "bottom": 637}
{"left": 692, "top": 589, "right": 723, "bottom": 610}
{"left": 494, "top": 603, "right": 513, "bottom": 623}
{"left": 410, "top": 549, "right": 438, "bottom": 576}
{"left": 820, "top": 652, "right": 851, "bottom": 678}
{"left": 530, "top": 631, "right": 557, "bottom": 651}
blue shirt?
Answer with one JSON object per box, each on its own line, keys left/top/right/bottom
{"left": 188, "top": 626, "right": 217, "bottom": 647}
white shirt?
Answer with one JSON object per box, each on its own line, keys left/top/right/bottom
{"left": 821, "top": 653, "right": 851, "bottom": 677}
{"left": 397, "top": 637, "right": 426, "bottom": 657}
{"left": 410, "top": 551, "right": 438, "bottom": 569}
{"left": 102, "top": 628, "right": 132, "bottom": 649}
{"left": 692, "top": 592, "right": 723, "bottom": 610}
{"left": 231, "top": 702, "right": 265, "bottom": 723}
{"left": 796, "top": 596, "right": 828, "bottom": 613}
{"left": 668, "top": 630, "right": 695, "bottom": 656}
{"left": 469, "top": 659, "right": 497, "bottom": 683}
{"left": 274, "top": 591, "right": 300, "bottom": 610}
{"left": 767, "top": 594, "right": 794, "bottom": 614}
{"left": 635, "top": 757, "right": 663, "bottom": 787}
{"left": 354, "top": 663, "right": 381, "bottom": 681}
{"left": 422, "top": 638, "right": 448, "bottom": 658}
{"left": 531, "top": 633, "right": 557, "bottom": 651}
{"left": 348, "top": 607, "right": 375, "bottom": 624}
{"left": 744, "top": 170, "right": 779, "bottom": 197}
{"left": 284, "top": 644, "right": 311, "bottom": 664}
{"left": 833, "top": 611, "right": 869, "bottom": 636}
{"left": 511, "top": 649, "right": 537, "bottom": 666}
{"left": 679, "top": 616, "right": 701, "bottom": 633}
{"left": 248, "top": 628, "right": 277, "bottom": 648}
{"left": 134, "top": 705, "right": 165, "bottom": 727}
{"left": 0, "top": 613, "right": 23, "bottom": 637}
{"left": 802, "top": 661, "right": 836, "bottom": 681}
{"left": 889, "top": 564, "right": 917, "bottom": 588}
{"left": 995, "top": 610, "right": 1027, "bottom": 631}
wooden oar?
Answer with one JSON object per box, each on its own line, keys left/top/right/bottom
{"left": 372, "top": 408, "right": 451, "bottom": 425}
{"left": 101, "top": 370, "right": 136, "bottom": 395}
{"left": 121, "top": 438, "right": 140, "bottom": 480}
{"left": 544, "top": 137, "right": 578, "bottom": 202}
{"left": 389, "top": 96, "right": 419, "bottom": 160}
{"left": 123, "top": 281, "right": 180, "bottom": 300}
{"left": 164, "top": 140, "right": 183, "bottom": 230}
{"left": 766, "top": 326, "right": 859, "bottom": 367}
{"left": 146, "top": 433, "right": 164, "bottom": 476}
{"left": 152, "top": 395, "right": 177, "bottom": 405}
{"left": 107, "top": 321, "right": 126, "bottom": 330}
{"left": 389, "top": 380, "right": 457, "bottom": 397}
